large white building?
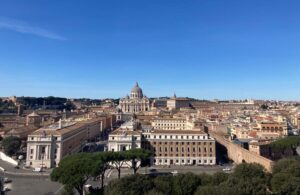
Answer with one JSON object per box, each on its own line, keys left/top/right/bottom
{"left": 108, "top": 119, "right": 216, "bottom": 166}
{"left": 119, "top": 83, "right": 150, "bottom": 113}
{"left": 26, "top": 117, "right": 105, "bottom": 168}
{"left": 167, "top": 94, "right": 191, "bottom": 110}
{"left": 108, "top": 120, "right": 142, "bottom": 152}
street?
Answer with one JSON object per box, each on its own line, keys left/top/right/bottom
{"left": 5, "top": 176, "right": 62, "bottom": 195}
{"left": 0, "top": 159, "right": 233, "bottom": 194}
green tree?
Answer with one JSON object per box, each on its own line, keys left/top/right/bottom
{"left": 210, "top": 172, "right": 229, "bottom": 185}
{"left": 124, "top": 149, "right": 152, "bottom": 174}
{"left": 91, "top": 152, "right": 112, "bottom": 189}
{"left": 223, "top": 163, "right": 269, "bottom": 195}
{"left": 271, "top": 158, "right": 300, "bottom": 194}
{"left": 173, "top": 172, "right": 201, "bottom": 195}
{"left": 195, "top": 186, "right": 219, "bottom": 195}
{"left": 105, "top": 175, "right": 153, "bottom": 195}
{"left": 2, "top": 136, "right": 21, "bottom": 156}
{"left": 233, "top": 163, "right": 266, "bottom": 180}
{"left": 272, "top": 158, "right": 300, "bottom": 175}
{"left": 109, "top": 152, "right": 126, "bottom": 179}
{"left": 50, "top": 153, "right": 95, "bottom": 195}
{"left": 153, "top": 175, "right": 173, "bottom": 195}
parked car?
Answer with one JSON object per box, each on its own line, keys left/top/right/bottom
{"left": 3, "top": 178, "right": 12, "bottom": 183}
{"left": 171, "top": 170, "right": 178, "bottom": 175}
{"left": 3, "top": 186, "right": 9, "bottom": 191}
{"left": 33, "top": 167, "right": 42, "bottom": 172}
{"left": 222, "top": 167, "right": 231, "bottom": 172}
{"left": 149, "top": 168, "right": 157, "bottom": 173}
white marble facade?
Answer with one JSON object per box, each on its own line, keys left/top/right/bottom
{"left": 119, "top": 82, "right": 150, "bottom": 113}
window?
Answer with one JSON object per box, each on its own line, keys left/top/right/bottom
{"left": 41, "top": 146, "right": 46, "bottom": 154}
{"left": 31, "top": 137, "right": 34, "bottom": 140}
{"left": 112, "top": 137, "right": 115, "bottom": 140}
{"left": 30, "top": 149, "right": 34, "bottom": 154}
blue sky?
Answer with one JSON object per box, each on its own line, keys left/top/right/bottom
{"left": 0, "top": 0, "right": 299, "bottom": 100}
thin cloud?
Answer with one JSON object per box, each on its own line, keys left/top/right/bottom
{"left": 0, "top": 17, "right": 66, "bottom": 40}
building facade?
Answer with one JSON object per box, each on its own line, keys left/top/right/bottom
{"left": 26, "top": 117, "right": 106, "bottom": 168}
{"left": 119, "top": 83, "right": 150, "bottom": 113}
{"left": 108, "top": 119, "right": 216, "bottom": 166}
{"left": 152, "top": 117, "right": 204, "bottom": 131}
{"left": 167, "top": 94, "right": 191, "bottom": 110}
{"left": 143, "top": 130, "right": 216, "bottom": 166}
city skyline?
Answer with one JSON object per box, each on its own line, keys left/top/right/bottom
{"left": 1, "top": 0, "right": 300, "bottom": 100}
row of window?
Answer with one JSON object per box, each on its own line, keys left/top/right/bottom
{"left": 143, "top": 135, "right": 208, "bottom": 140}
{"left": 154, "top": 120, "right": 185, "bottom": 123}
{"left": 261, "top": 126, "right": 283, "bottom": 130}
{"left": 156, "top": 147, "right": 213, "bottom": 153}
{"left": 155, "top": 124, "right": 185, "bottom": 126}
{"left": 154, "top": 159, "right": 214, "bottom": 164}
{"left": 152, "top": 142, "right": 213, "bottom": 145}
{"left": 156, "top": 154, "right": 214, "bottom": 157}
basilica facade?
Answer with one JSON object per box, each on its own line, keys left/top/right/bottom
{"left": 119, "top": 82, "right": 150, "bottom": 113}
